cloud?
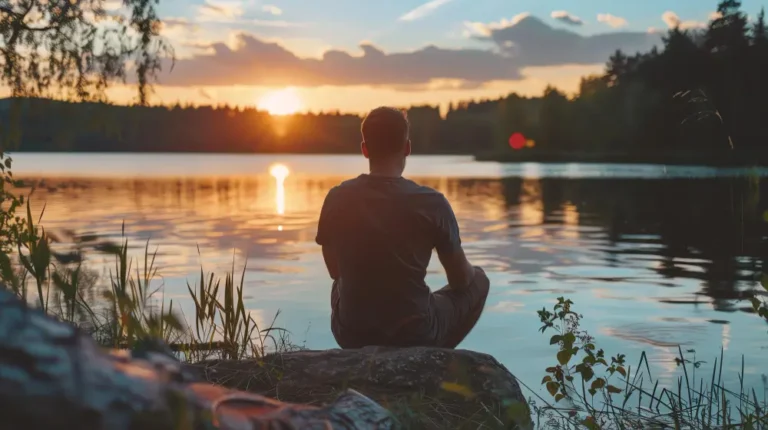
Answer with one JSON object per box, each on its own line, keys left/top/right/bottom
{"left": 551, "top": 10, "right": 583, "bottom": 26}
{"left": 160, "top": 34, "right": 523, "bottom": 87}
{"left": 597, "top": 13, "right": 628, "bottom": 29}
{"left": 159, "top": 18, "right": 203, "bottom": 52}
{"left": 463, "top": 13, "right": 530, "bottom": 37}
{"left": 510, "top": 12, "right": 531, "bottom": 25}
{"left": 190, "top": 1, "right": 302, "bottom": 28}
{"left": 471, "top": 15, "right": 660, "bottom": 66}
{"left": 252, "top": 19, "right": 304, "bottom": 28}
{"left": 198, "top": 0, "right": 244, "bottom": 21}
{"left": 399, "top": 0, "right": 452, "bottom": 22}
{"left": 158, "top": 16, "right": 662, "bottom": 88}
{"left": 662, "top": 11, "right": 706, "bottom": 30}
{"left": 709, "top": 11, "right": 723, "bottom": 20}
{"left": 262, "top": 4, "right": 283, "bottom": 16}
{"left": 161, "top": 18, "right": 199, "bottom": 31}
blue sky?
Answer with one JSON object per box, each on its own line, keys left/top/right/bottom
{"left": 133, "top": 0, "right": 768, "bottom": 112}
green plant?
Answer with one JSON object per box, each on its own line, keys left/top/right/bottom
{"left": 533, "top": 297, "right": 768, "bottom": 429}
{"left": 98, "top": 228, "right": 184, "bottom": 349}
{"left": 0, "top": 152, "right": 25, "bottom": 254}
{"left": 186, "top": 251, "right": 287, "bottom": 362}
{"left": 16, "top": 200, "right": 52, "bottom": 312}
{"left": 536, "top": 298, "right": 629, "bottom": 429}
{"left": 52, "top": 264, "right": 92, "bottom": 324}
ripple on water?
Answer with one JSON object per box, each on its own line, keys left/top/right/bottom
{"left": 545, "top": 265, "right": 650, "bottom": 282}
{"left": 601, "top": 322, "right": 706, "bottom": 348}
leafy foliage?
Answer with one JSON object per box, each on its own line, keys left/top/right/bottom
{"left": 531, "top": 297, "right": 768, "bottom": 429}
{"left": 0, "top": 0, "right": 172, "bottom": 104}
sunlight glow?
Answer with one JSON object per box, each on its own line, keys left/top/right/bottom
{"left": 269, "top": 163, "right": 290, "bottom": 180}
{"left": 270, "top": 163, "right": 289, "bottom": 215}
{"left": 257, "top": 87, "right": 304, "bottom": 116}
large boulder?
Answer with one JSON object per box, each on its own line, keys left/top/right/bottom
{"left": 0, "top": 288, "right": 397, "bottom": 430}
{"left": 197, "top": 347, "right": 533, "bottom": 429}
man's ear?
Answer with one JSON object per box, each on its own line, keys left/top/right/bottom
{"left": 361, "top": 141, "right": 370, "bottom": 159}
{"left": 404, "top": 139, "right": 412, "bottom": 157}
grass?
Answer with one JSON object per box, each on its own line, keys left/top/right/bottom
{"left": 0, "top": 198, "right": 292, "bottom": 363}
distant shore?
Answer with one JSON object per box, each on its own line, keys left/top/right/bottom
{"left": 8, "top": 149, "right": 768, "bottom": 168}
{"left": 474, "top": 149, "right": 768, "bottom": 167}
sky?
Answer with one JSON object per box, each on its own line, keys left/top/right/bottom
{"left": 108, "top": 0, "right": 768, "bottom": 113}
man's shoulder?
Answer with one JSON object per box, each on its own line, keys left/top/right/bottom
{"left": 336, "top": 175, "right": 366, "bottom": 189}
{"left": 325, "top": 176, "right": 448, "bottom": 203}
{"left": 401, "top": 178, "right": 441, "bottom": 195}
{"left": 402, "top": 179, "right": 448, "bottom": 202}
{"left": 325, "top": 176, "right": 364, "bottom": 199}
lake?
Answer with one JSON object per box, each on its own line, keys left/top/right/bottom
{"left": 10, "top": 153, "right": 768, "bottom": 398}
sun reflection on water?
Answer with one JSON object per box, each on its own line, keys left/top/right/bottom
{"left": 270, "top": 164, "right": 290, "bottom": 233}
{"left": 270, "top": 163, "right": 290, "bottom": 217}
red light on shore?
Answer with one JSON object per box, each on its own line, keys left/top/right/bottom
{"left": 509, "top": 133, "right": 526, "bottom": 150}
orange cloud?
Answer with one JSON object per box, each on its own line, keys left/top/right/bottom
{"left": 662, "top": 11, "right": 707, "bottom": 30}
{"left": 597, "top": 13, "right": 628, "bottom": 29}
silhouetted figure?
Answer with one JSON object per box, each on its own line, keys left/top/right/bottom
{"left": 316, "top": 107, "right": 489, "bottom": 349}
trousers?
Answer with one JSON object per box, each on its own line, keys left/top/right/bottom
{"left": 331, "top": 267, "right": 490, "bottom": 349}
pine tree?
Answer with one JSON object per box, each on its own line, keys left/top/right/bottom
{"left": 606, "top": 50, "right": 628, "bottom": 85}
{"left": 752, "top": 7, "right": 767, "bottom": 45}
{"left": 706, "top": 0, "right": 749, "bottom": 53}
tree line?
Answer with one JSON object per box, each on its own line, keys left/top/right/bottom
{"left": 2, "top": 0, "right": 766, "bottom": 160}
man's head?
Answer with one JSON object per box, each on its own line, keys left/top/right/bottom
{"left": 361, "top": 107, "right": 411, "bottom": 162}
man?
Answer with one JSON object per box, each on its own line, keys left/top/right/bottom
{"left": 315, "top": 107, "right": 490, "bottom": 349}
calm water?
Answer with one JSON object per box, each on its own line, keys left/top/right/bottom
{"left": 11, "top": 153, "right": 768, "bottom": 396}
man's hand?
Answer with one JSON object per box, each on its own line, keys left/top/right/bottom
{"left": 437, "top": 246, "right": 475, "bottom": 291}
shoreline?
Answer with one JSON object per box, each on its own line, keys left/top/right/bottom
{"left": 7, "top": 149, "right": 768, "bottom": 168}
{"left": 473, "top": 150, "right": 768, "bottom": 167}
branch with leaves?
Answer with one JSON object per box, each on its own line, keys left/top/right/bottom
{"left": 0, "top": 0, "right": 173, "bottom": 104}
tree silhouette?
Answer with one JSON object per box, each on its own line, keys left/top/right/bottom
{"left": 4, "top": 0, "right": 768, "bottom": 161}
{"left": 707, "top": 0, "right": 750, "bottom": 53}
{"left": 754, "top": 8, "right": 767, "bottom": 44}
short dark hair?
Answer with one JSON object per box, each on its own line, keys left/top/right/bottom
{"left": 361, "top": 107, "right": 409, "bottom": 158}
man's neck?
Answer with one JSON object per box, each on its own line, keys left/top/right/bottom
{"left": 368, "top": 161, "right": 404, "bottom": 178}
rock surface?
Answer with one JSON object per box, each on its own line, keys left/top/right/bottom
{"left": 197, "top": 347, "right": 533, "bottom": 429}
{"left": 0, "top": 288, "right": 397, "bottom": 430}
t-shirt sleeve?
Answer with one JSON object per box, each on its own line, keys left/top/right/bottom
{"left": 434, "top": 194, "right": 462, "bottom": 255}
{"left": 315, "top": 188, "right": 336, "bottom": 246}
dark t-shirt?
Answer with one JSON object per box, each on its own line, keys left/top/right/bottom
{"left": 315, "top": 174, "right": 462, "bottom": 337}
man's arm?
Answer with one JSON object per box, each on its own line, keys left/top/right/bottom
{"left": 322, "top": 245, "right": 340, "bottom": 280}
{"left": 434, "top": 195, "right": 475, "bottom": 290}
{"left": 316, "top": 189, "right": 339, "bottom": 280}
{"left": 437, "top": 245, "right": 475, "bottom": 291}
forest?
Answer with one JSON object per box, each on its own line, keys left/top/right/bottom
{"left": 1, "top": 0, "right": 766, "bottom": 163}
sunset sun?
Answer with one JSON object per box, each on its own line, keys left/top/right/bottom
{"left": 257, "top": 87, "right": 304, "bottom": 116}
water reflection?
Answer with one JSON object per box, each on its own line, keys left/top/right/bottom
{"left": 270, "top": 163, "right": 289, "bottom": 216}
{"left": 270, "top": 163, "right": 290, "bottom": 231}
{"left": 21, "top": 173, "right": 767, "bottom": 312}
{"left": 15, "top": 164, "right": 768, "bottom": 390}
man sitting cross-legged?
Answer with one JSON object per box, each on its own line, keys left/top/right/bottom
{"left": 316, "top": 106, "right": 490, "bottom": 349}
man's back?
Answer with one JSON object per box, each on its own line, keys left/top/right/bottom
{"left": 316, "top": 174, "right": 461, "bottom": 339}
{"left": 318, "top": 106, "right": 488, "bottom": 349}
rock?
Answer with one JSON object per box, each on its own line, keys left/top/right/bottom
{"left": 0, "top": 288, "right": 397, "bottom": 430}
{"left": 196, "top": 347, "right": 533, "bottom": 429}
